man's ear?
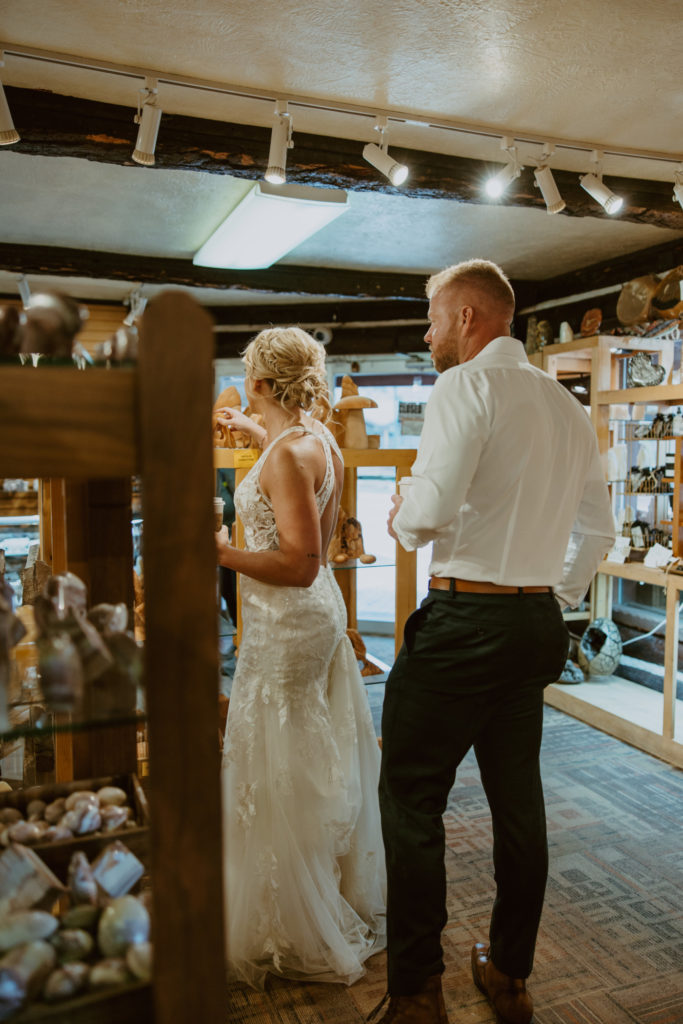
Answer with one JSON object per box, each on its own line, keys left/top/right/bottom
{"left": 461, "top": 305, "right": 474, "bottom": 329}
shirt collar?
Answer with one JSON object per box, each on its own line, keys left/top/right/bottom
{"left": 467, "top": 336, "right": 528, "bottom": 368}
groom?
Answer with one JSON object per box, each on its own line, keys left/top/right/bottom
{"left": 375, "top": 259, "right": 614, "bottom": 1024}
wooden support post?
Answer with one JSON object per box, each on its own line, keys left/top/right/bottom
{"left": 138, "top": 293, "right": 226, "bottom": 1024}
{"left": 395, "top": 467, "right": 417, "bottom": 658}
{"left": 336, "top": 465, "right": 358, "bottom": 630}
{"left": 663, "top": 580, "right": 679, "bottom": 740}
{"left": 67, "top": 479, "right": 137, "bottom": 780}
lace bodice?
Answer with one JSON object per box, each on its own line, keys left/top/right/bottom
{"left": 234, "top": 424, "right": 342, "bottom": 552}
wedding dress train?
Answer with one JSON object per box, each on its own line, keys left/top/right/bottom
{"left": 221, "top": 425, "right": 386, "bottom": 988}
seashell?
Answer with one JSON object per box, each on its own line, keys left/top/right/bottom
{"left": 32, "top": 819, "right": 51, "bottom": 835}
{"left": 626, "top": 351, "right": 667, "bottom": 388}
{"left": 96, "top": 786, "right": 127, "bottom": 808}
{"left": 97, "top": 896, "right": 150, "bottom": 958}
{"left": 126, "top": 940, "right": 152, "bottom": 982}
{"left": 7, "top": 821, "right": 43, "bottom": 845}
{"left": 89, "top": 956, "right": 130, "bottom": 989}
{"left": 580, "top": 307, "right": 602, "bottom": 337}
{"left": 0, "top": 939, "right": 57, "bottom": 1011}
{"left": 43, "top": 961, "right": 90, "bottom": 1002}
{"left": 50, "top": 928, "right": 94, "bottom": 963}
{"left": 36, "top": 631, "right": 84, "bottom": 713}
{"left": 0, "top": 809, "right": 23, "bottom": 825}
{"left": 75, "top": 805, "right": 102, "bottom": 835}
{"left": 60, "top": 904, "right": 100, "bottom": 933}
{"left": 62, "top": 805, "right": 102, "bottom": 836}
{"left": 44, "top": 825, "right": 74, "bottom": 843}
{"left": 91, "top": 841, "right": 144, "bottom": 898}
{"left": 0, "top": 826, "right": 10, "bottom": 848}
{"left": 67, "top": 852, "right": 98, "bottom": 906}
{"left": 26, "top": 800, "right": 46, "bottom": 819}
{"left": 43, "top": 798, "right": 66, "bottom": 824}
{"left": 0, "top": 910, "right": 59, "bottom": 952}
{"left": 88, "top": 603, "right": 128, "bottom": 635}
{"left": 0, "top": 783, "right": 11, "bottom": 793}
{"left": 100, "top": 805, "right": 130, "bottom": 832}
{"left": 64, "top": 790, "right": 98, "bottom": 811}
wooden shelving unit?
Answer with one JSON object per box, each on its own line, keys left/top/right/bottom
{"left": 0, "top": 293, "right": 226, "bottom": 1023}
{"left": 537, "top": 333, "right": 683, "bottom": 768}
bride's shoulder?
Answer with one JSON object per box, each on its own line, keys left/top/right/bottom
{"left": 264, "top": 433, "right": 320, "bottom": 477}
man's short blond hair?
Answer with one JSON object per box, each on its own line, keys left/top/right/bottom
{"left": 426, "top": 259, "right": 515, "bottom": 318}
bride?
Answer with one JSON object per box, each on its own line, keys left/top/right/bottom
{"left": 215, "top": 326, "right": 386, "bottom": 989}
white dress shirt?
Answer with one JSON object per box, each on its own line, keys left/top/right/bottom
{"left": 392, "top": 337, "right": 615, "bottom": 607}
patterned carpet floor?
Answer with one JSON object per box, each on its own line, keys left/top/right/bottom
{"left": 226, "top": 706, "right": 683, "bottom": 1023}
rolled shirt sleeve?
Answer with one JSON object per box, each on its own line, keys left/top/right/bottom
{"left": 555, "top": 443, "right": 616, "bottom": 608}
{"left": 392, "top": 369, "right": 489, "bottom": 551}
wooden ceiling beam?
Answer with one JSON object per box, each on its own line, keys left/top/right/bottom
{"left": 517, "top": 234, "right": 683, "bottom": 310}
{"left": 6, "top": 86, "right": 683, "bottom": 230}
{"left": 0, "top": 242, "right": 428, "bottom": 299}
{"left": 209, "top": 298, "right": 428, "bottom": 326}
{"left": 215, "top": 324, "right": 428, "bottom": 359}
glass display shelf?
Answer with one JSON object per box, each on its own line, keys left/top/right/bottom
{"left": 330, "top": 558, "right": 396, "bottom": 571}
{"left": 0, "top": 708, "right": 146, "bottom": 744}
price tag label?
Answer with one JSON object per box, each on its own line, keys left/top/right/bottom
{"left": 233, "top": 449, "right": 260, "bottom": 469}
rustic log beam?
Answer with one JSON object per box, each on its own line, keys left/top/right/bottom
{"left": 5, "top": 87, "right": 683, "bottom": 230}
{"left": 0, "top": 242, "right": 428, "bottom": 298}
{"left": 210, "top": 298, "right": 428, "bottom": 326}
{"left": 518, "top": 234, "right": 683, "bottom": 307}
{"left": 512, "top": 233, "right": 683, "bottom": 342}
{"left": 215, "top": 324, "right": 428, "bottom": 359}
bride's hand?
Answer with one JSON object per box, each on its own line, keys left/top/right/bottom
{"left": 215, "top": 407, "right": 266, "bottom": 445}
{"left": 215, "top": 524, "right": 233, "bottom": 565}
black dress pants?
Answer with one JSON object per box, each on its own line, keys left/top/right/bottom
{"left": 379, "top": 588, "right": 569, "bottom": 995}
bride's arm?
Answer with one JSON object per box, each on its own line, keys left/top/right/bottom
{"left": 214, "top": 407, "right": 267, "bottom": 448}
{"left": 216, "top": 442, "right": 323, "bottom": 587}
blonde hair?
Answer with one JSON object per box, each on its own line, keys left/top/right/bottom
{"left": 426, "top": 259, "right": 515, "bottom": 318}
{"left": 243, "top": 326, "right": 331, "bottom": 421}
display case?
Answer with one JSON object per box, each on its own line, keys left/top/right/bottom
{"left": 537, "top": 333, "right": 683, "bottom": 768}
{"left": 0, "top": 293, "right": 226, "bottom": 1022}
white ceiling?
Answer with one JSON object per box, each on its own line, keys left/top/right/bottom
{"left": 1, "top": 0, "right": 682, "bottom": 307}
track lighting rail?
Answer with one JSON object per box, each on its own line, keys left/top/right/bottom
{"left": 2, "top": 41, "right": 683, "bottom": 168}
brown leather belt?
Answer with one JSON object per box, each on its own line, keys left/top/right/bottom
{"left": 429, "top": 576, "right": 553, "bottom": 595}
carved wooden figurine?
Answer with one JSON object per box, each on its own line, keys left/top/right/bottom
{"left": 212, "top": 386, "right": 263, "bottom": 448}
{"left": 331, "top": 375, "right": 378, "bottom": 448}
{"left": 0, "top": 560, "right": 27, "bottom": 731}
{"left": 327, "top": 506, "right": 376, "bottom": 565}
{"left": 346, "top": 628, "right": 383, "bottom": 677}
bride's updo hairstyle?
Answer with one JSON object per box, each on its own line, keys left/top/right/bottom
{"left": 243, "top": 326, "right": 332, "bottom": 421}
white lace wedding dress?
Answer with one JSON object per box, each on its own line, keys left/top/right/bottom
{"left": 221, "top": 424, "right": 386, "bottom": 989}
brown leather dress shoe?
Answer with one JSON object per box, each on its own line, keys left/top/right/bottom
{"left": 471, "top": 943, "right": 533, "bottom": 1024}
{"left": 367, "top": 974, "right": 449, "bottom": 1024}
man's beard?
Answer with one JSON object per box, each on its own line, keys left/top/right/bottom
{"left": 432, "top": 349, "right": 459, "bottom": 373}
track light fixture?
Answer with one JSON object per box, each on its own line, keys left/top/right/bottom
{"left": 673, "top": 168, "right": 683, "bottom": 211}
{"left": 485, "top": 137, "right": 522, "bottom": 198}
{"left": 265, "top": 101, "right": 293, "bottom": 185}
{"left": 123, "top": 288, "right": 148, "bottom": 326}
{"left": 533, "top": 146, "right": 565, "bottom": 214}
{"left": 362, "top": 117, "right": 409, "bottom": 186}
{"left": 16, "top": 275, "right": 31, "bottom": 308}
{"left": 579, "top": 151, "right": 623, "bottom": 215}
{"left": 0, "top": 54, "right": 19, "bottom": 146}
{"left": 132, "top": 79, "right": 162, "bottom": 166}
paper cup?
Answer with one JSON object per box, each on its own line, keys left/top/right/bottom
{"left": 213, "top": 497, "right": 225, "bottom": 531}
